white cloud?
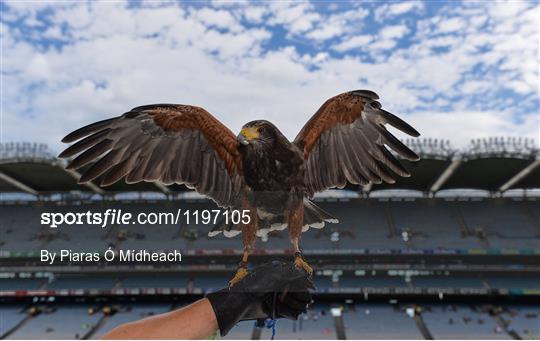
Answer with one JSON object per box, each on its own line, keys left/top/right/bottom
{"left": 1, "top": 0, "right": 538, "bottom": 153}
{"left": 42, "top": 26, "right": 65, "bottom": 40}
{"left": 405, "top": 110, "right": 539, "bottom": 148}
{"left": 437, "top": 17, "right": 466, "bottom": 33}
{"left": 375, "top": 1, "right": 424, "bottom": 22}
{"left": 365, "top": 24, "right": 410, "bottom": 53}
{"left": 412, "top": 3, "right": 538, "bottom": 97}
{"left": 369, "top": 39, "right": 398, "bottom": 51}
{"left": 487, "top": 1, "right": 532, "bottom": 19}
{"left": 461, "top": 80, "right": 491, "bottom": 93}
{"left": 306, "top": 8, "right": 369, "bottom": 41}
{"left": 192, "top": 7, "right": 241, "bottom": 31}
{"left": 267, "top": 2, "right": 320, "bottom": 34}
{"left": 380, "top": 24, "right": 409, "bottom": 40}
{"left": 24, "top": 54, "right": 51, "bottom": 79}
{"left": 333, "top": 35, "right": 373, "bottom": 52}
{"left": 306, "top": 25, "right": 342, "bottom": 41}
{"left": 242, "top": 6, "right": 267, "bottom": 23}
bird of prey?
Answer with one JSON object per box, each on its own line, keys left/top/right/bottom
{"left": 59, "top": 90, "right": 420, "bottom": 286}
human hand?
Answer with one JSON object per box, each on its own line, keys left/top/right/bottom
{"left": 206, "top": 260, "right": 314, "bottom": 336}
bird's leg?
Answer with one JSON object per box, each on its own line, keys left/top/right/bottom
{"left": 229, "top": 199, "right": 257, "bottom": 287}
{"left": 292, "top": 237, "right": 313, "bottom": 276}
{"left": 288, "top": 200, "right": 313, "bottom": 276}
{"left": 228, "top": 247, "right": 250, "bottom": 287}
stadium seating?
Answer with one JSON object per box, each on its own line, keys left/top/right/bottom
{"left": 193, "top": 275, "right": 229, "bottom": 292}
{"left": 420, "top": 304, "right": 509, "bottom": 339}
{"left": 458, "top": 200, "right": 540, "bottom": 250}
{"left": 2, "top": 198, "right": 539, "bottom": 252}
{"left": 390, "top": 200, "right": 484, "bottom": 249}
{"left": 5, "top": 306, "right": 101, "bottom": 339}
{"left": 1, "top": 197, "right": 540, "bottom": 339}
{"left": 284, "top": 306, "right": 337, "bottom": 340}
{"left": 0, "top": 205, "right": 44, "bottom": 252}
{"left": 120, "top": 275, "right": 190, "bottom": 289}
{"left": 342, "top": 304, "right": 423, "bottom": 339}
{"left": 0, "top": 278, "right": 46, "bottom": 290}
{"left": 500, "top": 305, "right": 540, "bottom": 339}
{"left": 487, "top": 277, "right": 540, "bottom": 290}
{"left": 0, "top": 305, "right": 26, "bottom": 338}
{"left": 339, "top": 276, "right": 409, "bottom": 289}
{"left": 91, "top": 304, "right": 172, "bottom": 339}
{"left": 320, "top": 201, "right": 405, "bottom": 250}
{"left": 222, "top": 321, "right": 255, "bottom": 340}
{"left": 314, "top": 275, "right": 335, "bottom": 290}
{"left": 46, "top": 277, "right": 118, "bottom": 290}
{"left": 2, "top": 302, "right": 539, "bottom": 339}
{"left": 411, "top": 277, "right": 487, "bottom": 289}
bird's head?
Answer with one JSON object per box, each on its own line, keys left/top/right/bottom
{"left": 237, "top": 120, "right": 279, "bottom": 146}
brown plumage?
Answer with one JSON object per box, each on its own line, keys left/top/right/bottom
{"left": 60, "top": 104, "right": 244, "bottom": 207}
{"left": 59, "top": 90, "right": 421, "bottom": 285}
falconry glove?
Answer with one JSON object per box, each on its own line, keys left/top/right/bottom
{"left": 206, "top": 260, "right": 314, "bottom": 336}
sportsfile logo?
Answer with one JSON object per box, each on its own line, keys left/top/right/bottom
{"left": 40, "top": 209, "right": 251, "bottom": 228}
{"left": 41, "top": 209, "right": 136, "bottom": 228}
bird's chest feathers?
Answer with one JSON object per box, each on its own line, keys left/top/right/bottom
{"left": 243, "top": 154, "right": 281, "bottom": 190}
{"left": 242, "top": 146, "right": 301, "bottom": 191}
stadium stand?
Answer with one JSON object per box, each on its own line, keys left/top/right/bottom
{"left": 276, "top": 306, "right": 338, "bottom": 340}
{"left": 487, "top": 276, "right": 540, "bottom": 291}
{"left": 342, "top": 304, "right": 422, "bottom": 339}
{"left": 0, "top": 305, "right": 27, "bottom": 338}
{"left": 222, "top": 320, "right": 256, "bottom": 340}
{"left": 5, "top": 306, "right": 102, "bottom": 340}
{"left": 46, "top": 277, "right": 118, "bottom": 290}
{"left": 339, "top": 276, "right": 409, "bottom": 289}
{"left": 458, "top": 200, "right": 540, "bottom": 249}
{"left": 389, "top": 200, "right": 484, "bottom": 249}
{"left": 193, "top": 275, "right": 227, "bottom": 292}
{"left": 1, "top": 303, "right": 538, "bottom": 340}
{"left": 411, "top": 277, "right": 486, "bottom": 289}
{"left": 1, "top": 138, "right": 539, "bottom": 339}
{"left": 420, "top": 305, "right": 508, "bottom": 339}
{"left": 314, "top": 201, "right": 404, "bottom": 250}
{"left": 120, "top": 276, "right": 189, "bottom": 289}
{"left": 0, "top": 278, "right": 46, "bottom": 291}
{"left": 1, "top": 199, "right": 539, "bottom": 253}
{"left": 90, "top": 304, "right": 172, "bottom": 339}
{"left": 498, "top": 305, "right": 540, "bottom": 339}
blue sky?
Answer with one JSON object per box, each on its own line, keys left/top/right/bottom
{"left": 1, "top": 0, "right": 538, "bottom": 151}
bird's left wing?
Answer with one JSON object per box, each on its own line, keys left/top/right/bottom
{"left": 294, "top": 90, "right": 420, "bottom": 197}
{"left": 59, "top": 104, "right": 244, "bottom": 208}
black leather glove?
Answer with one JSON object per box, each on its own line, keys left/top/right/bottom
{"left": 206, "top": 260, "right": 314, "bottom": 336}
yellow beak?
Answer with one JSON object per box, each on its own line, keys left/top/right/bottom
{"left": 240, "top": 127, "right": 260, "bottom": 141}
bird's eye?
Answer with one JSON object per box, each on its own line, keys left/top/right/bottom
{"left": 258, "top": 126, "right": 265, "bottom": 133}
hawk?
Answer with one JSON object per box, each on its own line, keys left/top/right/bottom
{"left": 59, "top": 90, "right": 420, "bottom": 286}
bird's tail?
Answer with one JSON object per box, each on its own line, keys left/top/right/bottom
{"left": 207, "top": 210, "right": 241, "bottom": 238}
{"left": 207, "top": 200, "right": 339, "bottom": 238}
{"left": 302, "top": 199, "right": 339, "bottom": 232}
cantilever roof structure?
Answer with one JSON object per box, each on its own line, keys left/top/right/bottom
{"left": 0, "top": 138, "right": 538, "bottom": 197}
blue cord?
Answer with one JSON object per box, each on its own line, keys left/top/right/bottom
{"left": 254, "top": 318, "right": 277, "bottom": 339}
{"left": 265, "top": 318, "right": 277, "bottom": 340}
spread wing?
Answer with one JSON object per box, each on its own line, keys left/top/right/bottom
{"left": 59, "top": 104, "right": 244, "bottom": 208}
{"left": 294, "top": 90, "right": 420, "bottom": 197}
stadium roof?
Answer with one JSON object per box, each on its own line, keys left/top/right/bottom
{"left": 0, "top": 137, "right": 538, "bottom": 198}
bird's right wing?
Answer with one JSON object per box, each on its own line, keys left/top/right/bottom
{"left": 294, "top": 90, "right": 420, "bottom": 197}
{"left": 59, "top": 104, "right": 244, "bottom": 208}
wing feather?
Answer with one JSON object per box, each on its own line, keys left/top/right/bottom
{"left": 59, "top": 104, "right": 244, "bottom": 208}
{"left": 66, "top": 139, "right": 113, "bottom": 170}
{"left": 295, "top": 90, "right": 420, "bottom": 196}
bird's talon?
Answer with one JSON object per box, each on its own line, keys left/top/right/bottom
{"left": 228, "top": 267, "right": 249, "bottom": 287}
{"left": 294, "top": 256, "right": 313, "bottom": 276}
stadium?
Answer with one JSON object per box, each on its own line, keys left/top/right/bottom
{"left": 0, "top": 137, "right": 538, "bottom": 340}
